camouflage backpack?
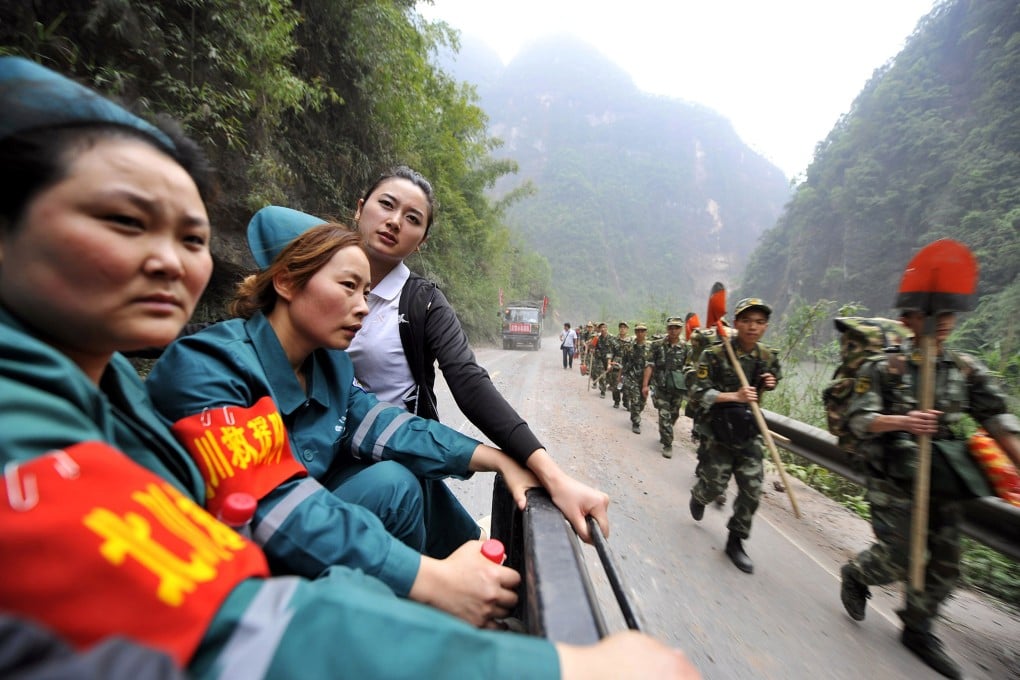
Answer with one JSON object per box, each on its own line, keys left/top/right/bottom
{"left": 822, "top": 317, "right": 910, "bottom": 453}
{"left": 685, "top": 324, "right": 736, "bottom": 391}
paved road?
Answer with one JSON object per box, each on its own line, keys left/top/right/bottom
{"left": 437, "top": 345, "right": 1019, "bottom": 680}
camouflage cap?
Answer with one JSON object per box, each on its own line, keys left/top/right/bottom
{"left": 734, "top": 298, "right": 772, "bottom": 319}
{"left": 634, "top": 323, "right": 648, "bottom": 331}
{"left": 618, "top": 321, "right": 629, "bottom": 328}
{"left": 665, "top": 316, "right": 684, "bottom": 327}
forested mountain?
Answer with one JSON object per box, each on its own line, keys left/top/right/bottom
{"left": 739, "top": 0, "right": 1019, "bottom": 354}
{"left": 0, "top": 1, "right": 550, "bottom": 339}
{"left": 440, "top": 36, "right": 791, "bottom": 323}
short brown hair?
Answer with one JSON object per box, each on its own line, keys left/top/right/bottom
{"left": 231, "top": 224, "right": 362, "bottom": 319}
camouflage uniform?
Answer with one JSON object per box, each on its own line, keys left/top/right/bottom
{"left": 609, "top": 325, "right": 630, "bottom": 408}
{"left": 591, "top": 326, "right": 612, "bottom": 397}
{"left": 578, "top": 324, "right": 594, "bottom": 365}
{"left": 842, "top": 341, "right": 1019, "bottom": 637}
{"left": 689, "top": 340, "right": 781, "bottom": 539}
{"left": 622, "top": 324, "right": 650, "bottom": 431}
{"left": 646, "top": 326, "right": 690, "bottom": 451}
{"left": 685, "top": 325, "right": 736, "bottom": 476}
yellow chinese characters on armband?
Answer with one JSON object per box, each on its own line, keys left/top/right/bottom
{"left": 171, "top": 395, "right": 307, "bottom": 517}
{"left": 0, "top": 441, "right": 269, "bottom": 667}
{"left": 697, "top": 364, "right": 709, "bottom": 380}
{"left": 855, "top": 376, "right": 871, "bottom": 394}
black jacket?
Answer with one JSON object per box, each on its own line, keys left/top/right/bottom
{"left": 398, "top": 273, "right": 542, "bottom": 465}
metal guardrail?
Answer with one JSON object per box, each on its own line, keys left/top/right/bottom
{"left": 762, "top": 409, "right": 1020, "bottom": 560}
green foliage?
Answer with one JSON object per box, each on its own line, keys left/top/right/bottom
{"left": 0, "top": 1, "right": 550, "bottom": 330}
{"left": 960, "top": 538, "right": 1020, "bottom": 608}
{"left": 741, "top": 0, "right": 1020, "bottom": 355}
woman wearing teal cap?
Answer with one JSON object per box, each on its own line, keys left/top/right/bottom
{"left": 0, "top": 56, "right": 697, "bottom": 680}
{"left": 148, "top": 211, "right": 539, "bottom": 626}
{"left": 347, "top": 167, "right": 612, "bottom": 545}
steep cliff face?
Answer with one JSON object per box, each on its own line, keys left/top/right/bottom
{"left": 440, "top": 35, "right": 791, "bottom": 321}
{"left": 739, "top": 0, "right": 1020, "bottom": 353}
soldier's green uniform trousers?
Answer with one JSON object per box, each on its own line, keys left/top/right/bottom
{"left": 611, "top": 367, "right": 626, "bottom": 407}
{"left": 691, "top": 437, "right": 763, "bottom": 539}
{"left": 592, "top": 342, "right": 612, "bottom": 396}
{"left": 624, "top": 378, "right": 645, "bottom": 427}
{"left": 652, "top": 389, "right": 685, "bottom": 447}
{"left": 843, "top": 476, "right": 961, "bottom": 632}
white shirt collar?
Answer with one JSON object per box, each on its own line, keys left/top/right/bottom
{"left": 371, "top": 262, "right": 411, "bottom": 301}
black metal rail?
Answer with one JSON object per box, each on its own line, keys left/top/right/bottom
{"left": 490, "top": 479, "right": 632, "bottom": 643}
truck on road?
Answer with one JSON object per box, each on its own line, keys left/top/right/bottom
{"left": 500, "top": 298, "right": 547, "bottom": 350}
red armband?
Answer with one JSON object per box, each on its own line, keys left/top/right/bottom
{"left": 171, "top": 396, "right": 307, "bottom": 517}
{"left": 1, "top": 442, "right": 269, "bottom": 666}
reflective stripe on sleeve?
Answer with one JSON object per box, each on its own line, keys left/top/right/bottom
{"left": 350, "top": 402, "right": 390, "bottom": 456}
{"left": 252, "top": 478, "right": 319, "bottom": 545}
{"left": 372, "top": 412, "right": 415, "bottom": 462}
{"left": 350, "top": 403, "right": 414, "bottom": 460}
{"left": 211, "top": 577, "right": 300, "bottom": 679}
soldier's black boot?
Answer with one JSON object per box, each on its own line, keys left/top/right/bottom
{"left": 839, "top": 563, "right": 870, "bottom": 621}
{"left": 689, "top": 495, "right": 705, "bottom": 521}
{"left": 725, "top": 533, "right": 753, "bottom": 574}
{"left": 901, "top": 628, "right": 961, "bottom": 679}
{"left": 631, "top": 423, "right": 640, "bottom": 434}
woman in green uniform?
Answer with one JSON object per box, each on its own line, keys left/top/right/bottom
{"left": 148, "top": 210, "right": 537, "bottom": 626}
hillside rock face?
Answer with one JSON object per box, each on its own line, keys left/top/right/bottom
{"left": 441, "top": 35, "right": 790, "bottom": 321}
{"left": 739, "top": 0, "right": 1019, "bottom": 350}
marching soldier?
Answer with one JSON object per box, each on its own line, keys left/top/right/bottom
{"left": 838, "top": 306, "right": 1020, "bottom": 678}
{"left": 623, "top": 323, "right": 652, "bottom": 434}
{"left": 610, "top": 321, "right": 631, "bottom": 409}
{"left": 643, "top": 317, "right": 690, "bottom": 457}
{"left": 688, "top": 298, "right": 781, "bottom": 575}
{"left": 591, "top": 322, "right": 612, "bottom": 398}
{"left": 686, "top": 318, "right": 736, "bottom": 507}
{"left": 579, "top": 321, "right": 595, "bottom": 365}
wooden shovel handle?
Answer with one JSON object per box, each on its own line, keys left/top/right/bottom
{"left": 719, "top": 332, "right": 802, "bottom": 519}
{"left": 909, "top": 334, "right": 936, "bottom": 592}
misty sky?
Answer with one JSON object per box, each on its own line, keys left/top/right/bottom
{"left": 416, "top": 0, "right": 938, "bottom": 179}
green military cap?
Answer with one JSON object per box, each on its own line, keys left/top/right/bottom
{"left": 734, "top": 298, "right": 772, "bottom": 318}
{"left": 634, "top": 323, "right": 648, "bottom": 331}
{"left": 665, "top": 316, "right": 684, "bottom": 327}
{"left": 618, "top": 321, "right": 629, "bottom": 328}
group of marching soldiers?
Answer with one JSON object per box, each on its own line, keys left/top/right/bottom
{"left": 568, "top": 276, "right": 1020, "bottom": 679}
{"left": 574, "top": 312, "right": 744, "bottom": 449}
{"left": 574, "top": 300, "right": 782, "bottom": 577}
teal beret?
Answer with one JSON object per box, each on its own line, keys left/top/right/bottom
{"left": 0, "top": 56, "right": 173, "bottom": 151}
{"left": 247, "top": 206, "right": 326, "bottom": 269}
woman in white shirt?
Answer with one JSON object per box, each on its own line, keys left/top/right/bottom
{"left": 346, "top": 166, "right": 611, "bottom": 548}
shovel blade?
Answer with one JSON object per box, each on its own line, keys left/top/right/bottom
{"left": 895, "top": 239, "right": 978, "bottom": 313}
